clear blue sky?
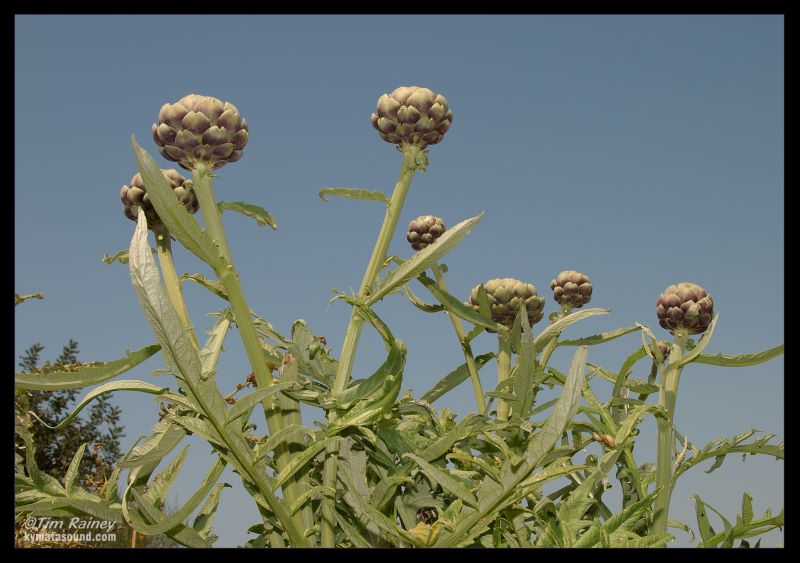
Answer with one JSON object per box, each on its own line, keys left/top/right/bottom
{"left": 15, "top": 15, "right": 783, "bottom": 547}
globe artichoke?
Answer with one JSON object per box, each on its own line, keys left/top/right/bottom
{"left": 407, "top": 215, "right": 446, "bottom": 250}
{"left": 467, "top": 278, "right": 546, "bottom": 329}
{"left": 152, "top": 94, "right": 248, "bottom": 171}
{"left": 370, "top": 86, "right": 453, "bottom": 149}
{"left": 656, "top": 282, "right": 713, "bottom": 335}
{"left": 550, "top": 270, "right": 593, "bottom": 309}
{"left": 120, "top": 169, "right": 198, "bottom": 230}
{"left": 654, "top": 340, "right": 672, "bottom": 360}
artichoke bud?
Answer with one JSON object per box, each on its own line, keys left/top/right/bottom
{"left": 656, "top": 282, "right": 713, "bottom": 335}
{"left": 407, "top": 215, "right": 446, "bottom": 251}
{"left": 466, "top": 278, "right": 545, "bottom": 330}
{"left": 120, "top": 168, "right": 199, "bottom": 230}
{"left": 371, "top": 86, "right": 453, "bottom": 149}
{"left": 550, "top": 270, "right": 593, "bottom": 308}
{"left": 153, "top": 94, "right": 249, "bottom": 171}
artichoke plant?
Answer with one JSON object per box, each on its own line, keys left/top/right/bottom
{"left": 467, "top": 278, "right": 546, "bottom": 329}
{"left": 120, "top": 169, "right": 198, "bottom": 230}
{"left": 407, "top": 215, "right": 446, "bottom": 250}
{"left": 656, "top": 282, "right": 713, "bottom": 335}
{"left": 550, "top": 270, "right": 593, "bottom": 309}
{"left": 370, "top": 86, "right": 453, "bottom": 148}
{"left": 152, "top": 94, "right": 249, "bottom": 171}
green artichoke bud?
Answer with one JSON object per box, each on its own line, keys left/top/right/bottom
{"left": 550, "top": 270, "right": 593, "bottom": 308}
{"left": 152, "top": 93, "right": 248, "bottom": 171}
{"left": 656, "top": 282, "right": 713, "bottom": 335}
{"left": 370, "top": 86, "right": 453, "bottom": 149}
{"left": 407, "top": 215, "right": 446, "bottom": 250}
{"left": 120, "top": 169, "right": 198, "bottom": 230}
{"left": 467, "top": 278, "right": 546, "bottom": 330}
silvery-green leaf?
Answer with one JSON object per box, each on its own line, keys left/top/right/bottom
{"left": 318, "top": 187, "right": 389, "bottom": 203}
{"left": 15, "top": 345, "right": 161, "bottom": 391}
{"left": 218, "top": 200, "right": 277, "bottom": 230}
{"left": 368, "top": 213, "right": 484, "bottom": 305}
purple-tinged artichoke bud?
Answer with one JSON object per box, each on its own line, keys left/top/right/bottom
{"left": 550, "top": 270, "right": 593, "bottom": 309}
{"left": 466, "top": 278, "right": 546, "bottom": 331}
{"left": 152, "top": 94, "right": 248, "bottom": 171}
{"left": 656, "top": 282, "right": 713, "bottom": 335}
{"left": 655, "top": 340, "right": 672, "bottom": 360}
{"left": 407, "top": 215, "right": 446, "bottom": 251}
{"left": 370, "top": 86, "right": 453, "bottom": 149}
{"left": 121, "top": 169, "right": 199, "bottom": 230}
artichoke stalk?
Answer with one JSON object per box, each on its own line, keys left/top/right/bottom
{"left": 323, "top": 86, "right": 453, "bottom": 547}
{"left": 652, "top": 282, "right": 712, "bottom": 539}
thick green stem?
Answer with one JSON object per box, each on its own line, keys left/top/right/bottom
{"left": 321, "top": 145, "right": 421, "bottom": 547}
{"left": 432, "top": 263, "right": 485, "bottom": 415}
{"left": 153, "top": 228, "right": 200, "bottom": 353}
{"left": 497, "top": 333, "right": 513, "bottom": 421}
{"left": 652, "top": 330, "right": 688, "bottom": 538}
{"left": 191, "top": 165, "right": 307, "bottom": 539}
{"left": 332, "top": 145, "right": 420, "bottom": 393}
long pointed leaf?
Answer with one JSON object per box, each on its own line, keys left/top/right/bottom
{"left": 15, "top": 345, "right": 161, "bottom": 390}
{"left": 368, "top": 213, "right": 484, "bottom": 305}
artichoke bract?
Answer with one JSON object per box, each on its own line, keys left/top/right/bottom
{"left": 407, "top": 215, "right": 446, "bottom": 250}
{"left": 656, "top": 282, "right": 713, "bottom": 335}
{"left": 467, "top": 278, "right": 546, "bottom": 329}
{"left": 550, "top": 270, "right": 593, "bottom": 309}
{"left": 152, "top": 94, "right": 248, "bottom": 171}
{"left": 121, "top": 169, "right": 198, "bottom": 230}
{"left": 370, "top": 86, "right": 453, "bottom": 149}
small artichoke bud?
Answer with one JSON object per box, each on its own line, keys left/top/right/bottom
{"left": 152, "top": 94, "right": 248, "bottom": 171}
{"left": 550, "top": 270, "right": 593, "bottom": 309}
{"left": 466, "top": 278, "right": 546, "bottom": 330}
{"left": 655, "top": 340, "right": 672, "bottom": 360}
{"left": 407, "top": 215, "right": 446, "bottom": 250}
{"left": 371, "top": 86, "right": 453, "bottom": 149}
{"left": 121, "top": 169, "right": 199, "bottom": 230}
{"left": 656, "top": 282, "right": 713, "bottom": 335}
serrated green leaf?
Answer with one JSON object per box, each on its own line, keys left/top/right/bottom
{"left": 63, "top": 443, "right": 88, "bottom": 496}
{"left": 15, "top": 344, "right": 161, "bottom": 391}
{"left": 218, "top": 200, "right": 277, "bottom": 230}
{"left": 417, "top": 273, "right": 504, "bottom": 332}
{"left": 558, "top": 325, "right": 639, "bottom": 347}
{"left": 273, "top": 437, "right": 338, "bottom": 491}
{"left": 253, "top": 424, "right": 315, "bottom": 463}
{"left": 142, "top": 445, "right": 189, "bottom": 508}
{"left": 180, "top": 272, "right": 229, "bottom": 300}
{"left": 673, "top": 314, "right": 718, "bottom": 368}
{"left": 15, "top": 292, "right": 45, "bottom": 305}
{"left": 131, "top": 136, "right": 222, "bottom": 267}
{"left": 742, "top": 492, "right": 754, "bottom": 525}
{"left": 192, "top": 482, "right": 230, "bottom": 538}
{"left": 125, "top": 457, "right": 225, "bottom": 540}
{"left": 225, "top": 381, "right": 300, "bottom": 425}
{"left": 101, "top": 248, "right": 130, "bottom": 265}
{"left": 117, "top": 420, "right": 187, "bottom": 469}
{"left": 319, "top": 187, "right": 389, "bottom": 203}
{"left": 420, "top": 353, "right": 494, "bottom": 404}
{"left": 403, "top": 453, "right": 478, "bottom": 508}
{"left": 693, "top": 344, "right": 784, "bottom": 368}
{"left": 368, "top": 213, "right": 484, "bottom": 305}
{"left": 29, "top": 380, "right": 168, "bottom": 430}
{"left": 533, "top": 308, "right": 610, "bottom": 349}
{"left": 693, "top": 495, "right": 716, "bottom": 544}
